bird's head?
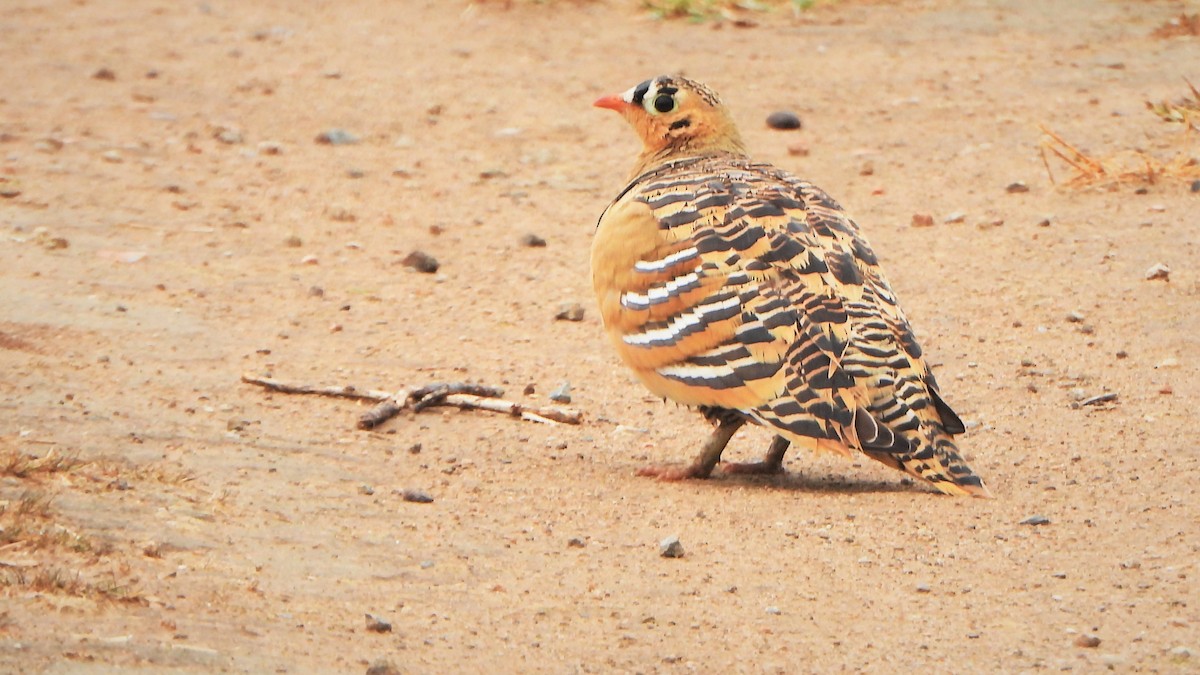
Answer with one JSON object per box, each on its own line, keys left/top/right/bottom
{"left": 595, "top": 75, "right": 746, "bottom": 167}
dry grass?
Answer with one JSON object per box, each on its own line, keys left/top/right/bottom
{"left": 1039, "top": 127, "right": 1200, "bottom": 188}
{"left": 642, "top": 0, "right": 817, "bottom": 20}
{"left": 1152, "top": 12, "right": 1200, "bottom": 39}
{"left": 1146, "top": 79, "right": 1200, "bottom": 131}
{"left": 0, "top": 566, "right": 144, "bottom": 604}
{"left": 1, "top": 447, "right": 83, "bottom": 478}
{"left": 1040, "top": 82, "right": 1200, "bottom": 189}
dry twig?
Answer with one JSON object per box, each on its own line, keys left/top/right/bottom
{"left": 240, "top": 374, "right": 582, "bottom": 429}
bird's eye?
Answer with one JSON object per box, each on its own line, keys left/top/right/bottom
{"left": 652, "top": 93, "right": 676, "bottom": 114}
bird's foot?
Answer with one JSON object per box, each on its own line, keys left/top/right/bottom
{"left": 720, "top": 460, "right": 785, "bottom": 476}
{"left": 636, "top": 463, "right": 715, "bottom": 481}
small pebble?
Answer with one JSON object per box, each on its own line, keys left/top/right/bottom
{"left": 1170, "top": 646, "right": 1192, "bottom": 661}
{"left": 1005, "top": 181, "right": 1030, "bottom": 193}
{"left": 1020, "top": 515, "right": 1051, "bottom": 526}
{"left": 258, "top": 141, "right": 283, "bottom": 155}
{"left": 308, "top": 286, "right": 324, "bottom": 298}
{"left": 1066, "top": 311, "right": 1085, "bottom": 323}
{"left": 765, "top": 606, "right": 782, "bottom": 615}
{"left": 0, "top": 184, "right": 21, "bottom": 198}
{"left": 659, "top": 535, "right": 685, "bottom": 558}
{"left": 567, "top": 538, "right": 585, "bottom": 548}
{"left": 519, "top": 233, "right": 547, "bottom": 247}
{"left": 402, "top": 488, "right": 434, "bottom": 504}
{"left": 401, "top": 250, "right": 439, "bottom": 273}
{"left": 325, "top": 205, "right": 356, "bottom": 222}
{"left": 1144, "top": 263, "right": 1170, "bottom": 281}
{"left": 358, "top": 484, "right": 374, "bottom": 496}
{"left": 315, "top": 128, "right": 359, "bottom": 145}
{"left": 364, "top": 614, "right": 392, "bottom": 633}
{"left": 1075, "top": 634, "right": 1101, "bottom": 648}
{"left": 92, "top": 67, "right": 116, "bottom": 81}
{"left": 554, "top": 302, "right": 585, "bottom": 322}
{"left": 915, "top": 584, "right": 931, "bottom": 594}
{"left": 766, "top": 111, "right": 802, "bottom": 130}
{"left": 911, "top": 213, "right": 935, "bottom": 227}
{"left": 284, "top": 235, "right": 302, "bottom": 248}
{"left": 1191, "top": 180, "right": 1200, "bottom": 193}
{"left": 214, "top": 128, "right": 243, "bottom": 144}
{"left": 549, "top": 382, "right": 572, "bottom": 404}
{"left": 366, "top": 659, "right": 402, "bottom": 675}
{"left": 786, "top": 142, "right": 809, "bottom": 156}
{"left": 101, "top": 150, "right": 123, "bottom": 163}
{"left": 943, "top": 211, "right": 966, "bottom": 224}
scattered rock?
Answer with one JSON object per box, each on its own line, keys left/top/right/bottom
{"left": 92, "top": 67, "right": 116, "bottom": 81}
{"left": 402, "top": 488, "right": 434, "bottom": 504}
{"left": 943, "top": 211, "right": 966, "bottom": 224}
{"left": 0, "top": 184, "right": 22, "bottom": 199}
{"left": 300, "top": 254, "right": 319, "bottom": 265}
{"left": 1005, "top": 181, "right": 1030, "bottom": 193}
{"left": 366, "top": 659, "right": 402, "bottom": 675}
{"left": 554, "top": 302, "right": 585, "bottom": 322}
{"left": 258, "top": 141, "right": 283, "bottom": 155}
{"left": 522, "top": 383, "right": 536, "bottom": 395}
{"left": 1037, "top": 218, "right": 1052, "bottom": 227}
{"left": 659, "top": 536, "right": 685, "bottom": 558}
{"left": 765, "top": 606, "right": 782, "bottom": 615}
{"left": 101, "top": 150, "right": 123, "bottom": 163}
{"left": 358, "top": 485, "right": 374, "bottom": 496}
{"left": 567, "top": 537, "right": 585, "bottom": 548}
{"left": 1144, "top": 263, "right": 1170, "bottom": 281}
{"left": 786, "top": 142, "right": 809, "bottom": 156}
{"left": 765, "top": 111, "right": 802, "bottom": 130}
{"left": 33, "top": 138, "right": 63, "bottom": 153}
{"left": 858, "top": 161, "right": 874, "bottom": 176}
{"left": 911, "top": 213, "right": 935, "bottom": 227}
{"left": 315, "top": 128, "right": 359, "bottom": 145}
{"left": 915, "top": 584, "right": 931, "bottom": 593}
{"left": 519, "top": 233, "right": 547, "bottom": 247}
{"left": 325, "top": 205, "right": 356, "bottom": 222}
{"left": 549, "top": 382, "right": 572, "bottom": 404}
{"left": 346, "top": 168, "right": 365, "bottom": 179}
{"left": 308, "top": 286, "right": 324, "bottom": 298}
{"left": 1075, "top": 633, "right": 1101, "bottom": 648}
{"left": 1065, "top": 311, "right": 1085, "bottom": 323}
{"left": 1020, "top": 515, "right": 1051, "bottom": 526}
{"left": 284, "top": 235, "right": 303, "bottom": 248}
{"left": 214, "top": 127, "right": 243, "bottom": 144}
{"left": 364, "top": 614, "right": 392, "bottom": 633}
{"left": 1169, "top": 646, "right": 1192, "bottom": 661}
{"left": 1191, "top": 179, "right": 1200, "bottom": 193}
{"left": 401, "top": 250, "right": 439, "bottom": 273}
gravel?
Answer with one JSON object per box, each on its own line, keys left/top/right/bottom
{"left": 659, "top": 535, "right": 685, "bottom": 558}
{"left": 765, "top": 111, "right": 802, "bottom": 130}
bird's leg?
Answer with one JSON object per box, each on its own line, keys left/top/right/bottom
{"left": 722, "top": 435, "right": 790, "bottom": 475}
{"left": 636, "top": 417, "right": 744, "bottom": 481}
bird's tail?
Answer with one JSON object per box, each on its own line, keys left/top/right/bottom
{"left": 865, "top": 433, "right": 991, "bottom": 497}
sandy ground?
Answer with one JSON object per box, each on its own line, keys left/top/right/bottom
{"left": 1, "top": 0, "right": 1198, "bottom": 672}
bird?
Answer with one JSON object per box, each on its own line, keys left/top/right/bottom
{"left": 591, "top": 75, "right": 990, "bottom": 497}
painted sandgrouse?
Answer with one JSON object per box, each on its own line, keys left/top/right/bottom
{"left": 592, "top": 75, "right": 990, "bottom": 497}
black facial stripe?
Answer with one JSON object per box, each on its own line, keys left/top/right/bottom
{"left": 631, "top": 80, "right": 651, "bottom": 106}
{"left": 658, "top": 85, "right": 678, "bottom": 97}
{"left": 669, "top": 118, "right": 692, "bottom": 130}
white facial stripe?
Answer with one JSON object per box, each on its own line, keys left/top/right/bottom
{"left": 633, "top": 247, "right": 699, "bottom": 273}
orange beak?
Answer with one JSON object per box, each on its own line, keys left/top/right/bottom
{"left": 593, "top": 94, "right": 630, "bottom": 112}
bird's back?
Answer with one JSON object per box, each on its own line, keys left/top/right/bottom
{"left": 592, "top": 154, "right": 988, "bottom": 496}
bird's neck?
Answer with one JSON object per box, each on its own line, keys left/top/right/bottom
{"left": 629, "top": 135, "right": 749, "bottom": 182}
